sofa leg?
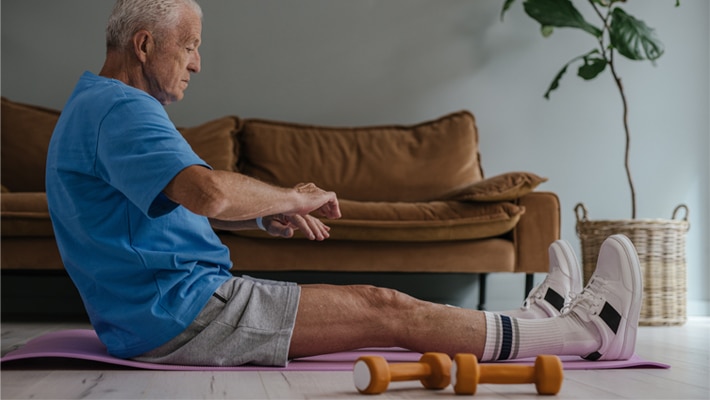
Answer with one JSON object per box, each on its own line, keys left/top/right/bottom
{"left": 477, "top": 273, "right": 487, "bottom": 311}
{"left": 525, "top": 273, "right": 535, "bottom": 298}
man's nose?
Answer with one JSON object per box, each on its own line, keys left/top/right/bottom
{"left": 189, "top": 50, "right": 201, "bottom": 74}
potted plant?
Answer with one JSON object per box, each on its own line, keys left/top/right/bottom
{"left": 501, "top": 0, "right": 689, "bottom": 325}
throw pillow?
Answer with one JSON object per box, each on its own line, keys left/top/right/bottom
{"left": 446, "top": 172, "right": 547, "bottom": 202}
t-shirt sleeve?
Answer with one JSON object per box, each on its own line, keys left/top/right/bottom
{"left": 95, "top": 96, "right": 208, "bottom": 218}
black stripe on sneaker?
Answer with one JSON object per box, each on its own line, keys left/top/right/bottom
{"left": 599, "top": 302, "right": 622, "bottom": 334}
{"left": 544, "top": 288, "right": 566, "bottom": 312}
{"left": 583, "top": 302, "right": 623, "bottom": 361}
{"left": 498, "top": 315, "right": 513, "bottom": 360}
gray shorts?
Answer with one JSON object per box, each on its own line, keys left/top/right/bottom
{"left": 132, "top": 276, "right": 300, "bottom": 367}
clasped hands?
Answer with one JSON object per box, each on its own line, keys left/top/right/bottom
{"left": 261, "top": 183, "right": 341, "bottom": 241}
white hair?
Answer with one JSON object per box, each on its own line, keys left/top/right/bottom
{"left": 106, "top": 0, "right": 202, "bottom": 50}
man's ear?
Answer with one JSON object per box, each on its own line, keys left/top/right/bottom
{"left": 132, "top": 30, "right": 153, "bottom": 63}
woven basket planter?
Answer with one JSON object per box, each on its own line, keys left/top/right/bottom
{"left": 575, "top": 203, "right": 690, "bottom": 326}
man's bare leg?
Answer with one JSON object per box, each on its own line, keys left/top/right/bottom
{"left": 288, "top": 284, "right": 486, "bottom": 359}
{"left": 289, "top": 235, "right": 643, "bottom": 363}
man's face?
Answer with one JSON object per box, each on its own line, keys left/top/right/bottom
{"left": 144, "top": 7, "right": 202, "bottom": 105}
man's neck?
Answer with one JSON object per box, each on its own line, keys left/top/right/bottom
{"left": 99, "top": 50, "right": 143, "bottom": 91}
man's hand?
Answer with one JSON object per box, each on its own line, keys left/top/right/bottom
{"left": 263, "top": 213, "right": 332, "bottom": 241}
{"left": 293, "top": 183, "right": 342, "bottom": 220}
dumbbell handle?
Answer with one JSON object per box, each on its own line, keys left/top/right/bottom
{"left": 479, "top": 364, "right": 537, "bottom": 384}
{"left": 388, "top": 362, "right": 433, "bottom": 382}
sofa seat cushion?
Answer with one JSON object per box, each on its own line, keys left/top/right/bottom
{"left": 236, "top": 111, "right": 483, "bottom": 202}
{"left": 232, "top": 199, "right": 525, "bottom": 242}
{"left": 1, "top": 192, "right": 54, "bottom": 237}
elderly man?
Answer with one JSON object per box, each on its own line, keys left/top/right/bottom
{"left": 46, "top": 0, "right": 642, "bottom": 367}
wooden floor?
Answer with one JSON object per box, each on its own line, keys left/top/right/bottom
{"left": 1, "top": 317, "right": 708, "bottom": 399}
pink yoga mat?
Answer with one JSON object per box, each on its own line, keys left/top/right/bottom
{"left": 1, "top": 329, "right": 669, "bottom": 371}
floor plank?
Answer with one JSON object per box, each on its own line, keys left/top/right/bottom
{"left": 2, "top": 318, "right": 708, "bottom": 399}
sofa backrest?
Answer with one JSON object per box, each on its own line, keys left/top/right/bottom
{"left": 236, "top": 111, "right": 484, "bottom": 202}
{"left": 1, "top": 97, "right": 241, "bottom": 193}
{"left": 1, "top": 97, "right": 61, "bottom": 192}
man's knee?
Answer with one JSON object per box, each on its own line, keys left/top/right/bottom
{"left": 351, "top": 285, "right": 418, "bottom": 310}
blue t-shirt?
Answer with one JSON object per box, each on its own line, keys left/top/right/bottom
{"left": 46, "top": 71, "right": 232, "bottom": 358}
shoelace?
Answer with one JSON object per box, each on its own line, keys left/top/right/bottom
{"left": 561, "top": 276, "right": 609, "bottom": 316}
{"left": 520, "top": 280, "right": 549, "bottom": 309}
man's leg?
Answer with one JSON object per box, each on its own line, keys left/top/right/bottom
{"left": 288, "top": 284, "right": 487, "bottom": 359}
{"left": 289, "top": 239, "right": 581, "bottom": 359}
{"left": 288, "top": 234, "right": 642, "bottom": 362}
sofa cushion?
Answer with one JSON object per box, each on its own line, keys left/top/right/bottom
{"left": 236, "top": 111, "right": 484, "bottom": 202}
{"left": 232, "top": 199, "right": 525, "bottom": 242}
{"left": 1, "top": 97, "right": 61, "bottom": 192}
{"left": 0, "top": 192, "right": 54, "bottom": 237}
{"left": 446, "top": 172, "right": 547, "bottom": 202}
{"left": 178, "top": 116, "right": 241, "bottom": 172}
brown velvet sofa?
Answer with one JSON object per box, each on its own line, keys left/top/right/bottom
{"left": 1, "top": 97, "right": 560, "bottom": 311}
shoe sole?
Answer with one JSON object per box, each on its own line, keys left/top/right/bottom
{"left": 602, "top": 234, "right": 643, "bottom": 360}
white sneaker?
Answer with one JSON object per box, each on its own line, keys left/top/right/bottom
{"left": 519, "top": 240, "right": 582, "bottom": 318}
{"left": 565, "top": 234, "right": 643, "bottom": 361}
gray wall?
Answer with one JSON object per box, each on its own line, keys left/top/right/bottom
{"left": 2, "top": 0, "right": 708, "bottom": 314}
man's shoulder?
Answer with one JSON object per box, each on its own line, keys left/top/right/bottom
{"left": 77, "top": 71, "right": 154, "bottom": 103}
{"left": 66, "top": 72, "right": 165, "bottom": 124}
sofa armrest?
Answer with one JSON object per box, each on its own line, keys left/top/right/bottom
{"left": 513, "top": 191, "right": 561, "bottom": 273}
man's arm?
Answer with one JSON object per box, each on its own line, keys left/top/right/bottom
{"left": 164, "top": 165, "right": 340, "bottom": 240}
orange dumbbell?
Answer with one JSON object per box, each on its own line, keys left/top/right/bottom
{"left": 451, "top": 354, "right": 563, "bottom": 395}
{"left": 353, "top": 352, "right": 451, "bottom": 395}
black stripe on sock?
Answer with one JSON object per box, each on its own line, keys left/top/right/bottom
{"left": 498, "top": 315, "right": 513, "bottom": 360}
{"left": 544, "top": 288, "right": 566, "bottom": 312}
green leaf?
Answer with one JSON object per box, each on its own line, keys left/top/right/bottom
{"left": 578, "top": 56, "right": 607, "bottom": 80}
{"left": 609, "top": 7, "right": 665, "bottom": 61}
{"left": 544, "top": 49, "right": 600, "bottom": 98}
{"left": 523, "top": 0, "right": 603, "bottom": 38}
{"left": 500, "top": 0, "right": 517, "bottom": 21}
{"left": 544, "top": 63, "right": 569, "bottom": 99}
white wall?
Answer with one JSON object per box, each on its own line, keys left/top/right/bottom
{"left": 2, "top": 0, "right": 708, "bottom": 314}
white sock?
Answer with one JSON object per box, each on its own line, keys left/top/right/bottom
{"left": 482, "top": 312, "right": 600, "bottom": 361}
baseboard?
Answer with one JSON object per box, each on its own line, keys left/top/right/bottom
{"left": 688, "top": 300, "right": 710, "bottom": 316}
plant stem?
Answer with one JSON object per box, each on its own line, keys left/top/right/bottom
{"left": 607, "top": 52, "right": 637, "bottom": 219}
{"left": 589, "top": 0, "right": 637, "bottom": 219}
